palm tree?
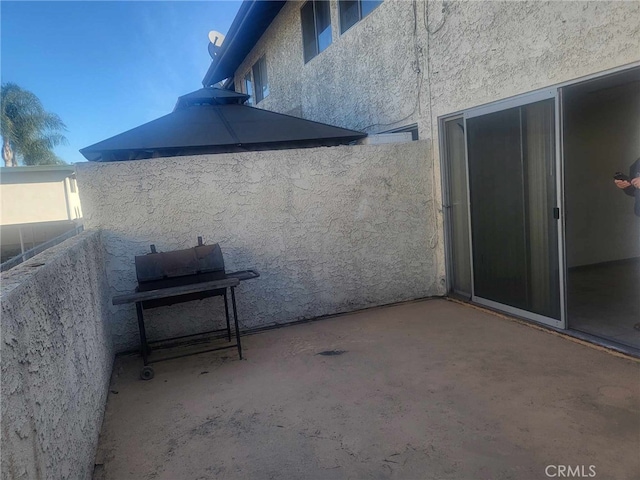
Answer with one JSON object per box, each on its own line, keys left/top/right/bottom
{"left": 1, "top": 83, "right": 68, "bottom": 167}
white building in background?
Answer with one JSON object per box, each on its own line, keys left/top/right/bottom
{"left": 0, "top": 165, "right": 83, "bottom": 263}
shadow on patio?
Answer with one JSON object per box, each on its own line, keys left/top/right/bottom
{"left": 94, "top": 299, "right": 639, "bottom": 480}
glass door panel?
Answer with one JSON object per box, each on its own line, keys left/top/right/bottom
{"left": 523, "top": 100, "right": 561, "bottom": 320}
{"left": 466, "top": 98, "right": 561, "bottom": 321}
{"left": 467, "top": 108, "right": 526, "bottom": 308}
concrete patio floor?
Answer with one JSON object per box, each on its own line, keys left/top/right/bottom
{"left": 94, "top": 299, "right": 640, "bottom": 480}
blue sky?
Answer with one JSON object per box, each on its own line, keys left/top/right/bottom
{"left": 1, "top": 0, "right": 241, "bottom": 164}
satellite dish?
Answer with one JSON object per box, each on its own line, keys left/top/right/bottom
{"left": 208, "top": 30, "right": 225, "bottom": 47}
{"left": 208, "top": 31, "right": 225, "bottom": 59}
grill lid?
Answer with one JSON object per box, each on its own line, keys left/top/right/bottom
{"left": 135, "top": 243, "right": 224, "bottom": 283}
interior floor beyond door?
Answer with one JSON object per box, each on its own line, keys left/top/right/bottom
{"left": 567, "top": 258, "right": 640, "bottom": 349}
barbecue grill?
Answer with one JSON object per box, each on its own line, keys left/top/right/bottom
{"left": 112, "top": 237, "right": 259, "bottom": 380}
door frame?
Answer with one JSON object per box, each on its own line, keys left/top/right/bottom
{"left": 439, "top": 62, "right": 640, "bottom": 332}
{"left": 439, "top": 114, "right": 473, "bottom": 299}
{"left": 441, "top": 90, "right": 566, "bottom": 330}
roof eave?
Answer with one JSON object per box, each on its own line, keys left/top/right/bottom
{"left": 202, "top": 0, "right": 256, "bottom": 87}
{"left": 202, "top": 0, "right": 286, "bottom": 87}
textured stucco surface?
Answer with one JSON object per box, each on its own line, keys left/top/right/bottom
{"left": 1, "top": 230, "right": 114, "bottom": 480}
{"left": 235, "top": 0, "right": 422, "bottom": 133}
{"left": 233, "top": 0, "right": 640, "bottom": 292}
{"left": 424, "top": 0, "right": 640, "bottom": 120}
{"left": 76, "top": 141, "right": 441, "bottom": 353}
{"left": 236, "top": 1, "right": 639, "bottom": 135}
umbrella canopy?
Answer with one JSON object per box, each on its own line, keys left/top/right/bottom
{"left": 80, "top": 88, "right": 366, "bottom": 162}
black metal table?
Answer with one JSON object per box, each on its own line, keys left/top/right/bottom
{"left": 112, "top": 270, "right": 258, "bottom": 380}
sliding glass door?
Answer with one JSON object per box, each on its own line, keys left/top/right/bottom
{"left": 443, "top": 90, "right": 564, "bottom": 329}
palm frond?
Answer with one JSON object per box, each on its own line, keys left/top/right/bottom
{"left": 1, "top": 82, "right": 68, "bottom": 166}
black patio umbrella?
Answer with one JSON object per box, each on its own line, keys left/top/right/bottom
{"left": 80, "top": 88, "right": 366, "bottom": 162}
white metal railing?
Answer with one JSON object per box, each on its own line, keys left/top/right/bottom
{"left": 1, "top": 225, "right": 85, "bottom": 272}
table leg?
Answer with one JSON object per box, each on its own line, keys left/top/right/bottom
{"left": 135, "top": 301, "right": 150, "bottom": 365}
{"left": 224, "top": 291, "right": 231, "bottom": 342}
{"left": 231, "top": 286, "right": 242, "bottom": 360}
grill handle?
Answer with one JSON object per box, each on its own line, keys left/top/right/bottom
{"left": 225, "top": 269, "right": 260, "bottom": 281}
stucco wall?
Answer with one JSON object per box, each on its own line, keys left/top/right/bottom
{"left": 425, "top": 0, "right": 639, "bottom": 120}
{"left": 235, "top": 1, "right": 639, "bottom": 134}
{"left": 77, "top": 141, "right": 442, "bottom": 353}
{"left": 235, "top": 0, "right": 422, "bottom": 133}
{"left": 423, "top": 0, "right": 639, "bottom": 271}
{"left": 424, "top": 0, "right": 639, "bottom": 231}
{"left": 1, "top": 230, "right": 114, "bottom": 480}
{"left": 232, "top": 0, "right": 640, "bottom": 294}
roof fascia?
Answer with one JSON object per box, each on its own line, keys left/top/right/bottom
{"left": 202, "top": 0, "right": 258, "bottom": 87}
{"left": 202, "top": 1, "right": 286, "bottom": 87}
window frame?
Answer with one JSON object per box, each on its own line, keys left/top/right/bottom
{"left": 338, "top": 0, "right": 382, "bottom": 35}
{"left": 252, "top": 55, "right": 269, "bottom": 104}
{"left": 301, "top": 0, "right": 333, "bottom": 64}
{"left": 242, "top": 55, "right": 270, "bottom": 105}
{"left": 243, "top": 71, "right": 254, "bottom": 106}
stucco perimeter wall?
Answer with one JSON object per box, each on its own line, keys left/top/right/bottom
{"left": 77, "top": 141, "right": 441, "bottom": 353}
{"left": 1, "top": 230, "right": 114, "bottom": 480}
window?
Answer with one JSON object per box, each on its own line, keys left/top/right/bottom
{"left": 339, "top": 0, "right": 382, "bottom": 34}
{"left": 252, "top": 56, "right": 269, "bottom": 103}
{"left": 301, "top": 1, "right": 332, "bottom": 63}
{"left": 69, "top": 177, "right": 77, "bottom": 193}
{"left": 244, "top": 72, "right": 254, "bottom": 106}
{"left": 243, "top": 56, "right": 269, "bottom": 105}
